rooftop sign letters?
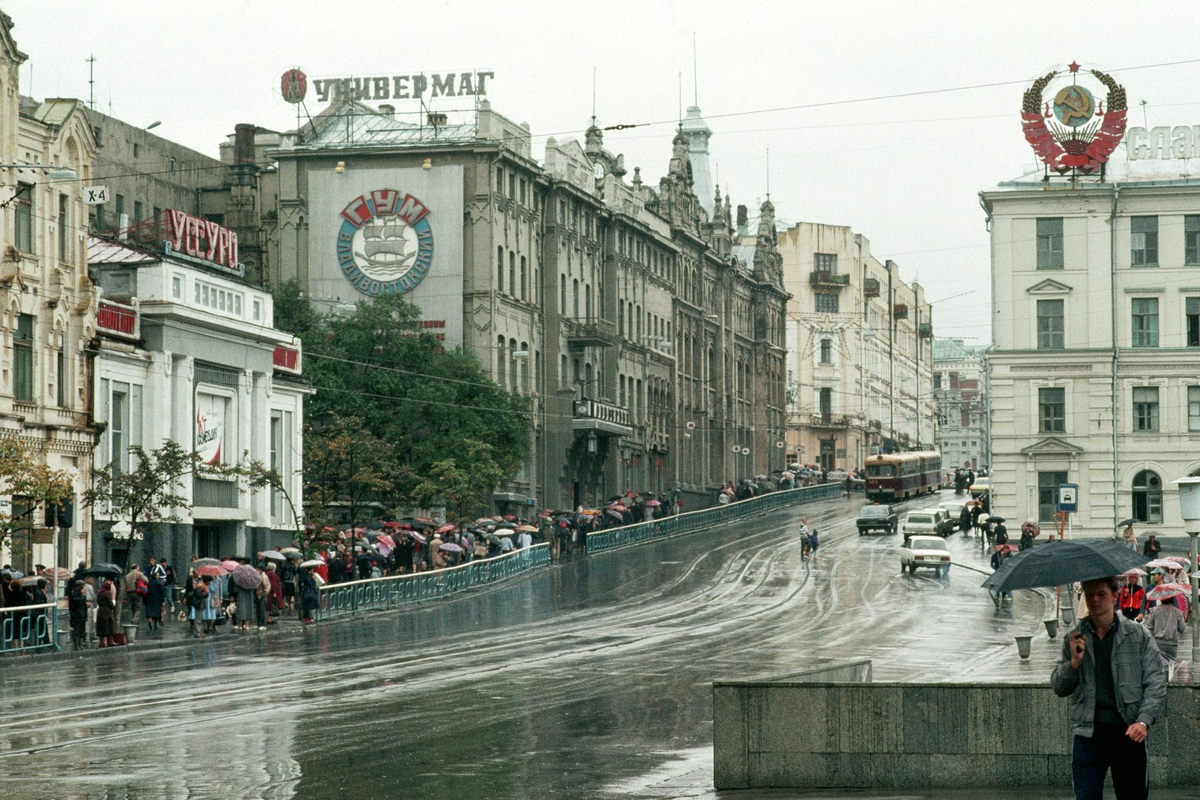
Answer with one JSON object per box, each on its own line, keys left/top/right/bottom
{"left": 1020, "top": 61, "right": 1127, "bottom": 178}
{"left": 312, "top": 71, "right": 494, "bottom": 104}
{"left": 164, "top": 209, "right": 243, "bottom": 278}
{"left": 1127, "top": 126, "right": 1200, "bottom": 160}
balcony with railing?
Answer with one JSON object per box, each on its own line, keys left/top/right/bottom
{"left": 863, "top": 278, "right": 881, "bottom": 298}
{"left": 96, "top": 297, "right": 140, "bottom": 340}
{"left": 564, "top": 317, "right": 619, "bottom": 349}
{"left": 809, "top": 271, "right": 851, "bottom": 288}
{"left": 273, "top": 338, "right": 303, "bottom": 376}
{"left": 809, "top": 412, "right": 851, "bottom": 429}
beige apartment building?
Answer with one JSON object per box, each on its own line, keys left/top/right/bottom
{"left": 779, "top": 222, "right": 935, "bottom": 471}
{"left": 0, "top": 12, "right": 97, "bottom": 571}
{"left": 984, "top": 127, "right": 1200, "bottom": 536}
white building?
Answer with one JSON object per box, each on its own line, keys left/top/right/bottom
{"left": 933, "top": 338, "right": 989, "bottom": 472}
{"left": 983, "top": 119, "right": 1200, "bottom": 535}
{"left": 88, "top": 221, "right": 308, "bottom": 567}
{"left": 0, "top": 12, "right": 97, "bottom": 573}
{"left": 777, "top": 221, "right": 936, "bottom": 470}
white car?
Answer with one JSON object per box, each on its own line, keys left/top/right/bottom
{"left": 901, "top": 511, "right": 941, "bottom": 539}
{"left": 900, "top": 535, "right": 952, "bottom": 576}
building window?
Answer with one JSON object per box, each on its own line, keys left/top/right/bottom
{"left": 818, "top": 387, "right": 832, "bottom": 416}
{"left": 815, "top": 293, "right": 839, "bottom": 314}
{"left": 1131, "top": 216, "right": 1158, "bottom": 266}
{"left": 1039, "top": 387, "right": 1065, "bottom": 433}
{"left": 14, "top": 183, "right": 33, "bottom": 253}
{"left": 934, "top": 373, "right": 942, "bottom": 389}
{"left": 58, "top": 193, "right": 69, "bottom": 262}
{"left": 270, "top": 412, "right": 283, "bottom": 518}
{"left": 115, "top": 194, "right": 124, "bottom": 222}
{"left": 133, "top": 142, "right": 140, "bottom": 158}
{"left": 13, "top": 314, "right": 34, "bottom": 402}
{"left": 496, "top": 336, "right": 506, "bottom": 386}
{"left": 1036, "top": 217, "right": 1064, "bottom": 269}
{"left": 56, "top": 349, "right": 67, "bottom": 408}
{"left": 519, "top": 179, "right": 527, "bottom": 205}
{"left": 1036, "top": 299, "right": 1064, "bottom": 349}
{"left": 133, "top": 200, "right": 143, "bottom": 223}
{"left": 508, "top": 173, "right": 516, "bottom": 200}
{"left": 572, "top": 279, "right": 580, "bottom": 318}
{"left": 1131, "top": 298, "right": 1159, "bottom": 348}
{"left": 520, "top": 256, "right": 527, "bottom": 301}
{"left": 496, "top": 167, "right": 504, "bottom": 195}
{"left": 497, "top": 246, "right": 504, "bottom": 293}
{"left": 1132, "top": 470, "right": 1163, "bottom": 523}
{"left": 1038, "top": 471, "right": 1068, "bottom": 522}
{"left": 819, "top": 338, "right": 832, "bottom": 364}
{"left": 111, "top": 383, "right": 129, "bottom": 474}
{"left": 1189, "top": 386, "right": 1200, "bottom": 432}
{"left": 814, "top": 253, "right": 837, "bottom": 273}
{"left": 1187, "top": 215, "right": 1200, "bottom": 265}
{"left": 1189, "top": 298, "right": 1200, "bottom": 347}
{"left": 1132, "top": 386, "right": 1159, "bottom": 432}
{"left": 559, "top": 275, "right": 566, "bottom": 315}
{"left": 172, "top": 275, "right": 183, "bottom": 300}
{"left": 509, "top": 251, "right": 515, "bottom": 297}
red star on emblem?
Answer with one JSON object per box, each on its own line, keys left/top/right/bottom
{"left": 1068, "top": 61, "right": 1081, "bottom": 73}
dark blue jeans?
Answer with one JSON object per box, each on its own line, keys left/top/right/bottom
{"left": 1072, "top": 722, "right": 1147, "bottom": 800}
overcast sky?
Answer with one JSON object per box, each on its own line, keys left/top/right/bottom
{"left": 7, "top": 0, "right": 1196, "bottom": 342}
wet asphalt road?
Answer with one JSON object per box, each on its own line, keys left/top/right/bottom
{"left": 0, "top": 492, "right": 1136, "bottom": 800}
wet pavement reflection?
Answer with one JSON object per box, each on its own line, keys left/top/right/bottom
{"left": 1, "top": 491, "right": 1176, "bottom": 799}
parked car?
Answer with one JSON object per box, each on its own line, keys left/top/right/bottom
{"left": 900, "top": 535, "right": 952, "bottom": 576}
{"left": 969, "top": 478, "right": 991, "bottom": 499}
{"left": 927, "top": 508, "right": 953, "bottom": 536}
{"left": 856, "top": 503, "right": 898, "bottom": 535}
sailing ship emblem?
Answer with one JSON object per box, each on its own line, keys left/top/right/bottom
{"left": 337, "top": 189, "right": 435, "bottom": 297}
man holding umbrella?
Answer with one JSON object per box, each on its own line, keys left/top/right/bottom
{"left": 1052, "top": 575, "right": 1166, "bottom": 800}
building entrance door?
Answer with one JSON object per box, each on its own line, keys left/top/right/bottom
{"left": 193, "top": 525, "right": 220, "bottom": 559}
{"left": 820, "top": 439, "right": 835, "bottom": 472}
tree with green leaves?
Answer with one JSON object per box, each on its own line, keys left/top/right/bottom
{"left": 0, "top": 436, "right": 74, "bottom": 559}
{"left": 413, "top": 440, "right": 509, "bottom": 526}
{"left": 303, "top": 415, "right": 400, "bottom": 545}
{"left": 84, "top": 439, "right": 236, "bottom": 570}
{"left": 272, "top": 283, "right": 530, "bottom": 495}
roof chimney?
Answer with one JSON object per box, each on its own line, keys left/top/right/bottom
{"left": 379, "top": 104, "right": 395, "bottom": 119}
{"left": 736, "top": 204, "right": 748, "bottom": 228}
{"left": 234, "top": 123, "right": 256, "bottom": 165}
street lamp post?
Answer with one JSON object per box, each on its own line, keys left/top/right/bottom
{"left": 1173, "top": 477, "right": 1200, "bottom": 662}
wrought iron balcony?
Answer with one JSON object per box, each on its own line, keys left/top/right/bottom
{"left": 564, "top": 317, "right": 619, "bottom": 349}
{"left": 810, "top": 270, "right": 850, "bottom": 288}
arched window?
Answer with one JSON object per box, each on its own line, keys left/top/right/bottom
{"left": 1133, "top": 470, "right": 1163, "bottom": 523}
{"left": 820, "top": 338, "right": 832, "bottom": 364}
{"left": 497, "top": 247, "right": 504, "bottom": 293}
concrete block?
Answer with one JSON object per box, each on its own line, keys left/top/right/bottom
{"left": 1000, "top": 687, "right": 1034, "bottom": 754}
{"left": 928, "top": 754, "right": 998, "bottom": 787}
{"left": 935, "top": 687, "right": 969, "bottom": 754}
{"left": 712, "top": 686, "right": 747, "bottom": 790}
{"left": 749, "top": 750, "right": 824, "bottom": 787}
{"left": 901, "top": 687, "right": 936, "bottom": 753}
{"left": 868, "top": 753, "right": 930, "bottom": 788}
{"left": 1046, "top": 753, "right": 1075, "bottom": 786}
{"left": 967, "top": 687, "right": 1005, "bottom": 754}
{"left": 824, "top": 753, "right": 871, "bottom": 789}
{"left": 758, "top": 687, "right": 827, "bottom": 753}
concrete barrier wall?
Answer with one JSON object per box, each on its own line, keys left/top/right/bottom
{"left": 714, "top": 671, "right": 1200, "bottom": 790}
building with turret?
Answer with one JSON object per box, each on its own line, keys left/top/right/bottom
{"left": 263, "top": 96, "right": 788, "bottom": 511}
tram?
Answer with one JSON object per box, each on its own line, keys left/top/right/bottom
{"left": 864, "top": 451, "right": 942, "bottom": 503}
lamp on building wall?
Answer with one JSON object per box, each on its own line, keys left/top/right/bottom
{"left": 334, "top": 161, "right": 345, "bottom": 174}
{"left": 586, "top": 431, "right": 598, "bottom": 454}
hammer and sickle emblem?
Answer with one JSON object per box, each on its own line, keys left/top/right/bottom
{"left": 1054, "top": 87, "right": 1090, "bottom": 126}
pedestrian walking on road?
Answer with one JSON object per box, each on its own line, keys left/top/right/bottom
{"left": 118, "top": 564, "right": 146, "bottom": 629}
{"left": 959, "top": 506, "right": 973, "bottom": 537}
{"left": 145, "top": 570, "right": 166, "bottom": 631}
{"left": 1144, "top": 601, "right": 1185, "bottom": 679}
{"left": 1052, "top": 576, "right": 1165, "bottom": 800}
{"left": 200, "top": 574, "right": 221, "bottom": 634}
{"left": 808, "top": 529, "right": 819, "bottom": 562}
{"left": 1141, "top": 534, "right": 1161, "bottom": 559}
{"left": 1117, "top": 577, "right": 1145, "bottom": 621}
{"left": 298, "top": 568, "right": 319, "bottom": 624}
{"left": 184, "top": 572, "right": 208, "bottom": 638}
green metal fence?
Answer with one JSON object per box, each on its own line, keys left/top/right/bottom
{"left": 0, "top": 603, "right": 58, "bottom": 654}
{"left": 314, "top": 482, "right": 842, "bottom": 621}
{"left": 316, "top": 544, "right": 550, "bottom": 621}
{"left": 586, "top": 482, "right": 843, "bottom": 553}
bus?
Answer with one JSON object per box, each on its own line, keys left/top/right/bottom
{"left": 865, "top": 451, "right": 942, "bottom": 503}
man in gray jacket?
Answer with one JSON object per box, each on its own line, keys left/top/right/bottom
{"left": 1051, "top": 575, "right": 1166, "bottom": 800}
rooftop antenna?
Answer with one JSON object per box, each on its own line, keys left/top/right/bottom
{"left": 693, "top": 32, "right": 698, "bottom": 106}
{"left": 1140, "top": 98, "right": 1149, "bottom": 129}
{"left": 766, "top": 147, "right": 771, "bottom": 200}
{"left": 87, "top": 55, "right": 96, "bottom": 110}
{"left": 591, "top": 66, "right": 597, "bottom": 125}
{"left": 677, "top": 70, "right": 682, "bottom": 129}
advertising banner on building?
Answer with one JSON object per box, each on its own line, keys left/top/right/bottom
{"left": 308, "top": 166, "right": 464, "bottom": 348}
{"left": 195, "top": 394, "right": 225, "bottom": 465}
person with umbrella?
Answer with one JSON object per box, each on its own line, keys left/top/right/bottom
{"left": 1141, "top": 532, "right": 1161, "bottom": 559}
{"left": 1117, "top": 574, "right": 1146, "bottom": 621}
{"left": 230, "top": 564, "right": 259, "bottom": 633}
{"left": 1019, "top": 521, "right": 1038, "bottom": 552}
{"left": 265, "top": 562, "right": 283, "bottom": 623}
{"left": 183, "top": 571, "right": 209, "bottom": 637}
{"left": 201, "top": 573, "right": 222, "bottom": 634}
{"left": 1051, "top": 574, "right": 1165, "bottom": 799}
{"left": 145, "top": 565, "right": 166, "bottom": 632}
{"left": 298, "top": 565, "right": 319, "bottom": 624}
{"left": 959, "top": 504, "right": 973, "bottom": 538}
{"left": 96, "top": 576, "right": 117, "bottom": 647}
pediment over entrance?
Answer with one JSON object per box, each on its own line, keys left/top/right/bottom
{"left": 1026, "top": 279, "right": 1073, "bottom": 295}
{"left": 1020, "top": 436, "right": 1083, "bottom": 456}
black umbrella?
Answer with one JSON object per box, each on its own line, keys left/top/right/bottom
{"left": 1115, "top": 518, "right": 1136, "bottom": 529}
{"left": 366, "top": 520, "right": 385, "bottom": 530}
{"left": 982, "top": 539, "right": 1149, "bottom": 593}
{"left": 988, "top": 516, "right": 1006, "bottom": 524}
{"left": 75, "top": 563, "right": 123, "bottom": 579}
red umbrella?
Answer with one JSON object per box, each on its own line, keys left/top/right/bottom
{"left": 195, "top": 564, "right": 228, "bottom": 578}
{"left": 609, "top": 503, "right": 627, "bottom": 512}
{"left": 375, "top": 533, "right": 396, "bottom": 549}
{"left": 644, "top": 500, "right": 662, "bottom": 507}
{"left": 1148, "top": 583, "right": 1189, "bottom": 602}
{"left": 220, "top": 559, "right": 240, "bottom": 571}
{"left": 383, "top": 521, "right": 403, "bottom": 529}
{"left": 436, "top": 524, "right": 455, "bottom": 534}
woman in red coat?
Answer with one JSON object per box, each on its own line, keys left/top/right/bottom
{"left": 1117, "top": 576, "right": 1146, "bottom": 620}
{"left": 265, "top": 562, "right": 284, "bottom": 622}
